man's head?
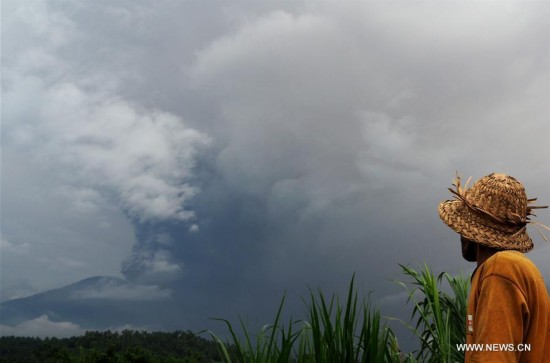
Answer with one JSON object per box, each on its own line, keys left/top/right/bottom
{"left": 438, "top": 172, "right": 548, "bottom": 253}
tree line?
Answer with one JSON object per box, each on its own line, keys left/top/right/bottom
{"left": 0, "top": 329, "right": 227, "bottom": 362}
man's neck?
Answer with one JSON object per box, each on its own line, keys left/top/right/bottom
{"left": 476, "top": 244, "right": 500, "bottom": 267}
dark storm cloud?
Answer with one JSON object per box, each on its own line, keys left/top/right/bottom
{"left": 2, "top": 0, "right": 550, "bottom": 340}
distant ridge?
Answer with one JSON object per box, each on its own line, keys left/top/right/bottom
{"left": 0, "top": 276, "right": 183, "bottom": 333}
{"left": 2, "top": 276, "right": 124, "bottom": 304}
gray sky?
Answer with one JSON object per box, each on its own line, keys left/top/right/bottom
{"left": 2, "top": 0, "right": 550, "bottom": 340}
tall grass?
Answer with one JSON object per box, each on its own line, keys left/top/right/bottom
{"left": 206, "top": 294, "right": 301, "bottom": 363}
{"left": 397, "top": 264, "right": 469, "bottom": 363}
{"left": 206, "top": 266, "right": 469, "bottom": 363}
{"left": 301, "top": 275, "right": 401, "bottom": 363}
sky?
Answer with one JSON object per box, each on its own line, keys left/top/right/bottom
{"left": 2, "top": 0, "right": 550, "bottom": 342}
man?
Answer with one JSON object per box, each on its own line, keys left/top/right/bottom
{"left": 438, "top": 173, "right": 550, "bottom": 363}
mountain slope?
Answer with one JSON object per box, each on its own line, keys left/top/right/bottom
{"left": 0, "top": 276, "right": 183, "bottom": 332}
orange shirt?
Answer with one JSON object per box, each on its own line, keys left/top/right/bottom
{"left": 466, "top": 250, "right": 550, "bottom": 363}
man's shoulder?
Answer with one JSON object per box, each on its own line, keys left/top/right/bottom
{"left": 481, "top": 250, "right": 541, "bottom": 281}
{"left": 490, "top": 250, "right": 531, "bottom": 264}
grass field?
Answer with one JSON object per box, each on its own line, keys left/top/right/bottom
{"left": 207, "top": 265, "right": 469, "bottom": 363}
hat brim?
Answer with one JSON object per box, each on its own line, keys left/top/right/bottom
{"left": 438, "top": 200, "right": 533, "bottom": 252}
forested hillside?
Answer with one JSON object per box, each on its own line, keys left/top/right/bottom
{"left": 0, "top": 330, "right": 224, "bottom": 363}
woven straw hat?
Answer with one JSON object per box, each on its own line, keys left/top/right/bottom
{"left": 438, "top": 173, "right": 548, "bottom": 252}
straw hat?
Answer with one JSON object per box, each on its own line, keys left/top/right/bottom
{"left": 438, "top": 173, "right": 548, "bottom": 252}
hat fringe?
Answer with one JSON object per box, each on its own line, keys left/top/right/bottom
{"left": 531, "top": 220, "right": 550, "bottom": 242}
